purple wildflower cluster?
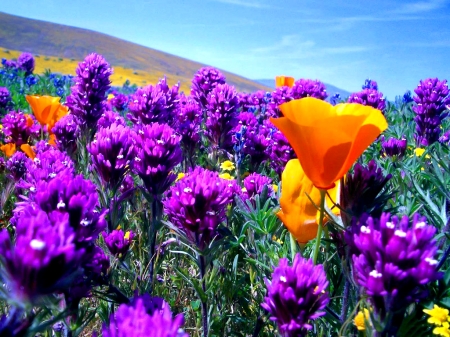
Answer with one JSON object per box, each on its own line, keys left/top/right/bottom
{"left": 382, "top": 137, "right": 407, "bottom": 158}
{"left": 163, "top": 167, "right": 234, "bottom": 249}
{"left": 204, "top": 83, "right": 240, "bottom": 152}
{"left": 291, "top": 78, "right": 328, "bottom": 100}
{"left": 109, "top": 92, "right": 129, "bottom": 112}
{"left": 0, "top": 87, "right": 12, "bottom": 110}
{"left": 413, "top": 78, "right": 450, "bottom": 146}
{"left": 1, "top": 111, "right": 39, "bottom": 146}
{"left": 52, "top": 114, "right": 81, "bottom": 154}
{"left": 348, "top": 88, "right": 386, "bottom": 112}
{"left": 88, "top": 123, "right": 135, "bottom": 189}
{"left": 6, "top": 151, "right": 29, "bottom": 181}
{"left": 348, "top": 213, "right": 441, "bottom": 333}
{"left": 102, "top": 229, "right": 134, "bottom": 259}
{"left": 240, "top": 172, "right": 273, "bottom": 204}
{"left": 262, "top": 254, "right": 329, "bottom": 337}
{"left": 191, "top": 66, "right": 226, "bottom": 108}
{"left": 17, "top": 53, "right": 35, "bottom": 75}
{"left": 128, "top": 77, "right": 180, "bottom": 126}
{"left": 133, "top": 123, "right": 182, "bottom": 196}
{"left": 97, "top": 110, "right": 126, "bottom": 129}
{"left": 100, "top": 296, "right": 187, "bottom": 337}
{"left": 66, "top": 53, "right": 113, "bottom": 128}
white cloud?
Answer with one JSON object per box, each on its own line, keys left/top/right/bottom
{"left": 393, "top": 0, "right": 448, "bottom": 14}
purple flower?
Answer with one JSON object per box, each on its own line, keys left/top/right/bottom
{"left": 264, "top": 120, "right": 296, "bottom": 177}
{"left": 191, "top": 66, "right": 226, "bottom": 109}
{"left": 348, "top": 213, "right": 441, "bottom": 332}
{"left": 340, "top": 160, "right": 392, "bottom": 228}
{"left": 66, "top": 53, "right": 113, "bottom": 128}
{"left": 18, "top": 147, "right": 75, "bottom": 192}
{"left": 100, "top": 296, "right": 187, "bottom": 337}
{"left": 268, "top": 86, "right": 293, "bottom": 117}
{"left": 173, "top": 94, "right": 202, "bottom": 162}
{"left": 110, "top": 93, "right": 129, "bottom": 112}
{"left": 97, "top": 110, "right": 126, "bottom": 129}
{"left": 102, "top": 229, "right": 134, "bottom": 259}
{"left": 133, "top": 123, "right": 182, "bottom": 196}
{"left": 362, "top": 79, "right": 378, "bottom": 91}
{"left": 163, "top": 167, "right": 233, "bottom": 249}
{"left": 32, "top": 173, "right": 107, "bottom": 245}
{"left": 382, "top": 137, "right": 407, "bottom": 158}
{"left": 52, "top": 114, "right": 81, "bottom": 154}
{"left": 239, "top": 90, "right": 270, "bottom": 115}
{"left": 0, "top": 207, "right": 84, "bottom": 304}
{"left": 262, "top": 254, "right": 329, "bottom": 337}
{"left": 439, "top": 129, "right": 450, "bottom": 145}
{"left": 347, "top": 89, "right": 386, "bottom": 112}
{"left": 1, "top": 111, "right": 39, "bottom": 146}
{"left": 6, "top": 151, "right": 30, "bottom": 181}
{"left": 291, "top": 78, "right": 328, "bottom": 101}
{"left": 88, "top": 123, "right": 135, "bottom": 188}
{"left": 204, "top": 83, "right": 240, "bottom": 152}
{"left": 128, "top": 77, "right": 180, "bottom": 126}
{"left": 413, "top": 78, "right": 450, "bottom": 146}
{"left": 17, "top": 53, "right": 35, "bottom": 75}
{"left": 240, "top": 173, "right": 273, "bottom": 203}
{"left": 0, "top": 87, "right": 12, "bottom": 110}
{"left": 2, "top": 59, "right": 18, "bottom": 69}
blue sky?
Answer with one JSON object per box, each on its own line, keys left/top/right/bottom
{"left": 1, "top": 0, "right": 450, "bottom": 98}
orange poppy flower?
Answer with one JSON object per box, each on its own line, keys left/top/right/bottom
{"left": 275, "top": 76, "right": 295, "bottom": 88}
{"left": 26, "top": 95, "right": 69, "bottom": 133}
{"left": 277, "top": 159, "right": 340, "bottom": 244}
{"left": 270, "top": 97, "right": 387, "bottom": 190}
{"left": 0, "top": 143, "right": 16, "bottom": 157}
{"left": 20, "top": 144, "right": 36, "bottom": 160}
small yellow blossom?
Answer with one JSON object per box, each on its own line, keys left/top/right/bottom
{"left": 241, "top": 187, "right": 247, "bottom": 192}
{"left": 124, "top": 231, "right": 131, "bottom": 241}
{"left": 424, "top": 305, "right": 450, "bottom": 326}
{"left": 107, "top": 93, "right": 115, "bottom": 100}
{"left": 219, "top": 173, "right": 234, "bottom": 180}
{"left": 414, "top": 148, "right": 431, "bottom": 158}
{"left": 434, "top": 322, "right": 450, "bottom": 337}
{"left": 176, "top": 172, "right": 186, "bottom": 181}
{"left": 272, "top": 184, "right": 279, "bottom": 193}
{"left": 220, "top": 160, "right": 235, "bottom": 171}
{"left": 354, "top": 309, "right": 370, "bottom": 331}
{"left": 116, "top": 225, "right": 122, "bottom": 230}
{"left": 272, "top": 235, "right": 283, "bottom": 244}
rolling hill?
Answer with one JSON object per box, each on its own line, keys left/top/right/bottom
{"left": 0, "top": 11, "right": 270, "bottom": 93}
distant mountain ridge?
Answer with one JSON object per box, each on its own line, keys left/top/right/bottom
{"left": 0, "top": 11, "right": 271, "bottom": 93}
{"left": 255, "top": 79, "right": 352, "bottom": 101}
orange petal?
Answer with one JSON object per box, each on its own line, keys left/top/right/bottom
{"left": 20, "top": 144, "right": 36, "bottom": 160}
{"left": 275, "top": 76, "right": 295, "bottom": 88}
{"left": 48, "top": 133, "right": 57, "bottom": 147}
{"left": 0, "top": 143, "right": 16, "bottom": 157}
{"left": 26, "top": 95, "right": 62, "bottom": 126}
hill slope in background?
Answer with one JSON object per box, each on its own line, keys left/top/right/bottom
{"left": 255, "top": 79, "right": 352, "bottom": 100}
{"left": 0, "top": 11, "right": 270, "bottom": 93}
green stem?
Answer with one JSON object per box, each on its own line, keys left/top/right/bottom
{"left": 312, "top": 189, "right": 327, "bottom": 265}
{"left": 289, "top": 233, "right": 298, "bottom": 261}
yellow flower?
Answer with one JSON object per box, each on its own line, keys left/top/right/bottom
{"left": 275, "top": 76, "right": 294, "bottom": 88}
{"left": 414, "top": 148, "right": 431, "bottom": 158}
{"left": 270, "top": 97, "right": 387, "bottom": 190}
{"left": 272, "top": 235, "right": 283, "bottom": 244}
{"left": 220, "top": 160, "right": 235, "bottom": 171}
{"left": 434, "top": 322, "right": 450, "bottom": 337}
{"left": 241, "top": 187, "right": 247, "bottom": 192}
{"left": 107, "top": 93, "right": 115, "bottom": 100}
{"left": 354, "top": 309, "right": 370, "bottom": 331}
{"left": 277, "top": 159, "right": 340, "bottom": 244}
{"left": 424, "top": 305, "right": 450, "bottom": 326}
{"left": 124, "top": 231, "right": 131, "bottom": 241}
{"left": 176, "top": 172, "right": 186, "bottom": 181}
{"left": 219, "top": 173, "right": 233, "bottom": 180}
{"left": 272, "top": 184, "right": 279, "bottom": 193}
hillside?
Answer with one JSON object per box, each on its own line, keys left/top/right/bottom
{"left": 0, "top": 11, "right": 271, "bottom": 93}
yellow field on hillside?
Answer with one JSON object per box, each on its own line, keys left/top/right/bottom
{"left": 0, "top": 47, "right": 191, "bottom": 92}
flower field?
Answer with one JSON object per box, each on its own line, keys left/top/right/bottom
{"left": 0, "top": 52, "right": 449, "bottom": 337}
